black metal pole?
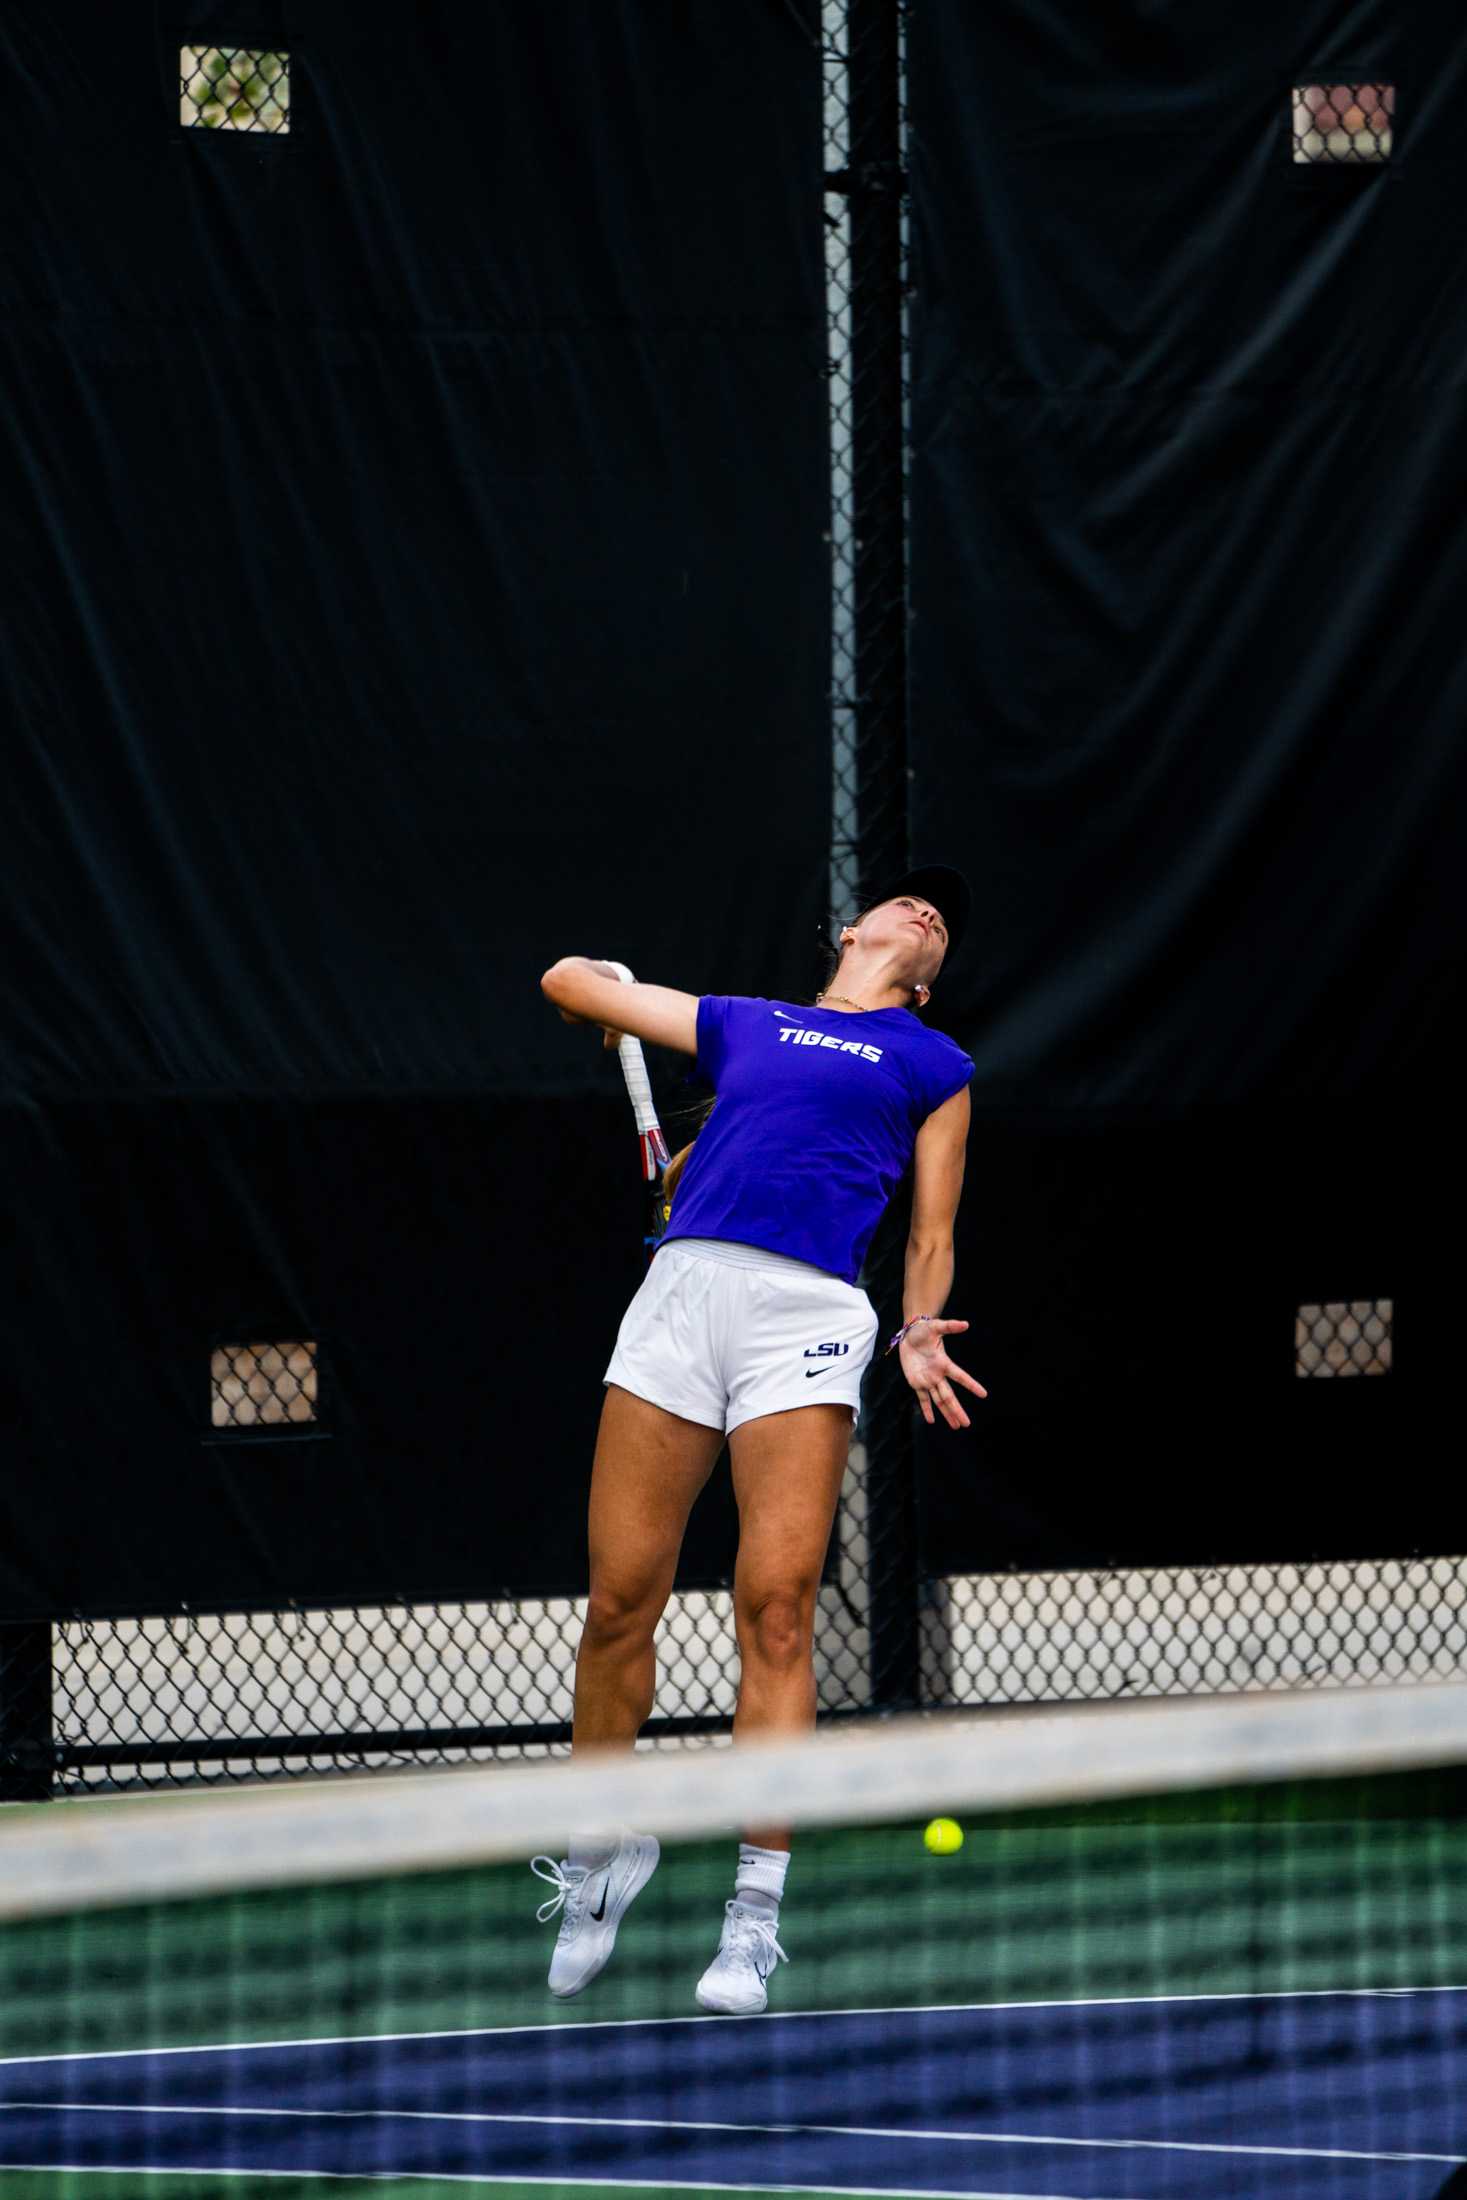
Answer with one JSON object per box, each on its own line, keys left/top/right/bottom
{"left": 847, "top": 0, "right": 908, "bottom": 885}
{"left": 841, "top": 0, "right": 919, "bottom": 1709}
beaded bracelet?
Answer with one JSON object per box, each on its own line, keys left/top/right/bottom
{"left": 885, "top": 1313, "right": 938, "bottom": 1357}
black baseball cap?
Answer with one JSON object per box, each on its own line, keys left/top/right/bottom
{"left": 858, "top": 863, "right": 970, "bottom": 961}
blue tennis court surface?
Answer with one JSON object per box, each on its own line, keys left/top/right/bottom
{"left": 2, "top": 1985, "right": 1465, "bottom": 2195}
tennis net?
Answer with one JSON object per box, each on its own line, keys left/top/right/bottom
{"left": 3, "top": 1680, "right": 1467, "bottom": 2197}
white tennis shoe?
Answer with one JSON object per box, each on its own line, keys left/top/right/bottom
{"left": 694, "top": 1899, "right": 788, "bottom": 2015}
{"left": 532, "top": 1832, "right": 660, "bottom": 1998}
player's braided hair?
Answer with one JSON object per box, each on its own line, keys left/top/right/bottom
{"left": 662, "top": 1095, "right": 716, "bottom": 1206}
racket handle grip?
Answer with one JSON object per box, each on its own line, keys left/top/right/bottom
{"left": 601, "top": 960, "right": 667, "bottom": 1162}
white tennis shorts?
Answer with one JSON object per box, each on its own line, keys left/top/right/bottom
{"left": 603, "top": 1236, "right": 881, "bottom": 1438}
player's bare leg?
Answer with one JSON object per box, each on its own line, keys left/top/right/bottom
{"left": 572, "top": 1383, "right": 725, "bottom": 1750}
{"left": 537, "top": 1385, "right": 724, "bottom": 1999}
{"left": 727, "top": 1399, "right": 852, "bottom": 1840}
{"left": 693, "top": 1399, "right": 851, "bottom": 2014}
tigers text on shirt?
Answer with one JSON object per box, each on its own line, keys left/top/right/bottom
{"left": 659, "top": 996, "right": 974, "bottom": 1286}
{"left": 775, "top": 1024, "right": 884, "bottom": 1063}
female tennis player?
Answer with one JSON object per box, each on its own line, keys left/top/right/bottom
{"left": 533, "top": 864, "right": 984, "bottom": 2014}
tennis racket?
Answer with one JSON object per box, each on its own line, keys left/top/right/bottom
{"left": 601, "top": 960, "right": 672, "bottom": 1260}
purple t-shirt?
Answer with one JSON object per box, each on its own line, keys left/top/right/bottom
{"left": 659, "top": 997, "right": 974, "bottom": 1285}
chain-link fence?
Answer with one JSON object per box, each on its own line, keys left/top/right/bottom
{"left": 1, "top": 18, "right": 1454, "bottom": 1800}
{"left": 921, "top": 1556, "right": 1467, "bottom": 1708}
{"left": 180, "top": 46, "right": 290, "bottom": 134}
{"left": 9, "top": 1527, "right": 1465, "bottom": 1794}
{"left": 1292, "top": 82, "right": 1394, "bottom": 164}
{"left": 1296, "top": 1298, "right": 1393, "bottom": 1378}
{"left": 26, "top": 1456, "right": 873, "bottom": 1790}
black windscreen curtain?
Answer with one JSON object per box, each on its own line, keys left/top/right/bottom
{"left": 907, "top": 0, "right": 1465, "bottom": 1572}
{"left": 0, "top": 2, "right": 826, "bottom": 1617}
{"left": 909, "top": 0, "right": 1464, "bottom": 1110}
{"left": 3, "top": 0, "right": 828, "bottom": 1101}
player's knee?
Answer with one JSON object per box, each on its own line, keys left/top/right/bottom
{"left": 738, "top": 1585, "right": 811, "bottom": 1672}
{"left": 583, "top": 1580, "right": 661, "bottom": 1654}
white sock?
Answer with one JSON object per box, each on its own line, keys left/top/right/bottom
{"left": 568, "top": 1833, "right": 618, "bottom": 1874}
{"left": 733, "top": 1841, "right": 789, "bottom": 1920}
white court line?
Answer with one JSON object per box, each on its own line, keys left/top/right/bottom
{"left": 2, "top": 2100, "right": 1462, "bottom": 2172}
{"left": 1, "top": 1979, "right": 1464, "bottom": 2068}
{"left": 0, "top": 2169, "right": 1127, "bottom": 2199}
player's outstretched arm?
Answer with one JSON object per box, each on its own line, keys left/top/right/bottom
{"left": 541, "top": 957, "right": 699, "bottom": 1056}
{"left": 901, "top": 1084, "right": 987, "bottom": 1430}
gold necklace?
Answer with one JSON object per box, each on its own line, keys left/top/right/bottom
{"left": 817, "top": 988, "right": 927, "bottom": 1012}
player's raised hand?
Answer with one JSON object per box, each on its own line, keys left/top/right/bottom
{"left": 899, "top": 1317, "right": 987, "bottom": 1429}
{"left": 550, "top": 957, "right": 630, "bottom": 1048}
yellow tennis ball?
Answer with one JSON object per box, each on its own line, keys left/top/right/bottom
{"left": 924, "top": 1816, "right": 963, "bottom": 1855}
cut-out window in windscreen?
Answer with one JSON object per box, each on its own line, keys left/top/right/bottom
{"left": 1292, "top": 83, "right": 1393, "bottom": 164}
{"left": 181, "top": 47, "right": 290, "bottom": 133}
{"left": 211, "top": 1341, "right": 318, "bottom": 1429}
{"left": 1295, "top": 1300, "right": 1392, "bottom": 1378}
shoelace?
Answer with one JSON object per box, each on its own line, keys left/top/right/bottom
{"left": 530, "top": 1854, "right": 591, "bottom": 1927}
{"left": 721, "top": 1900, "right": 789, "bottom": 1978}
